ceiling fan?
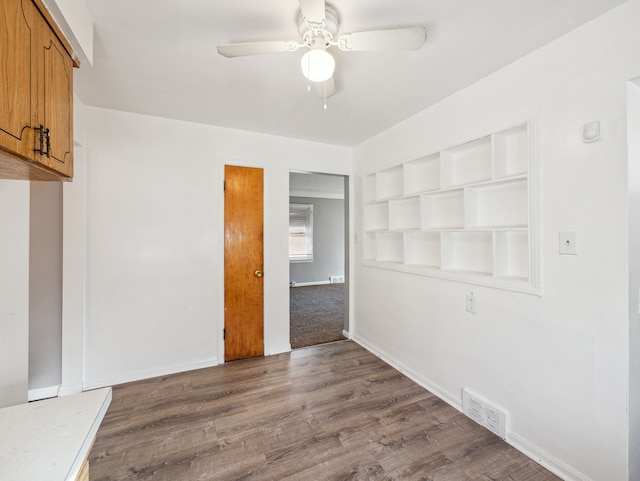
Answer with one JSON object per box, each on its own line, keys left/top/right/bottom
{"left": 216, "top": 0, "right": 426, "bottom": 99}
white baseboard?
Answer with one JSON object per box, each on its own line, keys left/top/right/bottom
{"left": 352, "top": 335, "right": 460, "bottom": 409}
{"left": 267, "top": 343, "right": 292, "bottom": 355}
{"left": 352, "top": 334, "right": 590, "bottom": 481}
{"left": 507, "top": 432, "right": 592, "bottom": 481}
{"left": 28, "top": 384, "right": 60, "bottom": 401}
{"left": 58, "top": 383, "right": 83, "bottom": 397}
{"left": 83, "top": 357, "right": 219, "bottom": 390}
{"left": 342, "top": 329, "right": 350, "bottom": 339}
{"left": 290, "top": 280, "right": 331, "bottom": 287}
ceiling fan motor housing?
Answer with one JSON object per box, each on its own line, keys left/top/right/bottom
{"left": 298, "top": 4, "right": 339, "bottom": 48}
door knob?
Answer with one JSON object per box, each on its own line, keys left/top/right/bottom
{"left": 254, "top": 270, "right": 263, "bottom": 278}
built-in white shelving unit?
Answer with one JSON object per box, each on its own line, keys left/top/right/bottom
{"left": 363, "top": 117, "right": 540, "bottom": 294}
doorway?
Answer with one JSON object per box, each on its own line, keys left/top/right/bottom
{"left": 627, "top": 77, "right": 640, "bottom": 480}
{"left": 224, "top": 165, "right": 264, "bottom": 361}
{"left": 289, "top": 171, "right": 349, "bottom": 349}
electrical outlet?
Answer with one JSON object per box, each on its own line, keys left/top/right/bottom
{"left": 466, "top": 293, "right": 476, "bottom": 314}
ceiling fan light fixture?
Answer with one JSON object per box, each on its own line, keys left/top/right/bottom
{"left": 300, "top": 46, "right": 335, "bottom": 82}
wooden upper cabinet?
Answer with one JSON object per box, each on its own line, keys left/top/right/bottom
{"left": 36, "top": 9, "right": 74, "bottom": 177}
{"left": 0, "top": 0, "right": 77, "bottom": 181}
{"left": 0, "top": 0, "right": 36, "bottom": 160}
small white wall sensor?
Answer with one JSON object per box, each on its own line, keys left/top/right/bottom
{"left": 583, "top": 120, "right": 600, "bottom": 143}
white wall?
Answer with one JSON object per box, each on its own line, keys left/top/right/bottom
{"left": 82, "top": 107, "right": 352, "bottom": 388}
{"left": 353, "top": 2, "right": 640, "bottom": 480}
{"left": 289, "top": 171, "right": 345, "bottom": 199}
{"left": 0, "top": 181, "right": 30, "bottom": 407}
{"left": 289, "top": 196, "right": 345, "bottom": 285}
{"left": 60, "top": 93, "right": 88, "bottom": 396}
{"left": 29, "top": 181, "right": 63, "bottom": 394}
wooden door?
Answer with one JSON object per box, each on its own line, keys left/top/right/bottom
{"left": 224, "top": 165, "right": 264, "bottom": 361}
{"left": 0, "top": 0, "right": 37, "bottom": 160}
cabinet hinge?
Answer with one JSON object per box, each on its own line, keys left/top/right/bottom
{"left": 223, "top": 180, "right": 226, "bottom": 192}
{"left": 223, "top": 328, "right": 226, "bottom": 340}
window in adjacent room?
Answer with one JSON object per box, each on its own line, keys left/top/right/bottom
{"left": 289, "top": 203, "right": 313, "bottom": 262}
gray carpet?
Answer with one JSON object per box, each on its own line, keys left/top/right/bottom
{"left": 290, "top": 284, "right": 346, "bottom": 349}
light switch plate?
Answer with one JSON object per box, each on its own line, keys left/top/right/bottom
{"left": 559, "top": 231, "right": 577, "bottom": 255}
{"left": 466, "top": 293, "right": 476, "bottom": 313}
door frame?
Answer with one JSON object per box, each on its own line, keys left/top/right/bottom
{"left": 288, "top": 171, "right": 351, "bottom": 341}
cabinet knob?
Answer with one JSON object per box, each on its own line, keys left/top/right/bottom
{"left": 254, "top": 270, "right": 263, "bottom": 278}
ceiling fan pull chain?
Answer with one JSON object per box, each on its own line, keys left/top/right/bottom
{"left": 323, "top": 81, "right": 328, "bottom": 110}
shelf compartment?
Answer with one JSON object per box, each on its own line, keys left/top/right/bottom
{"left": 376, "top": 165, "right": 404, "bottom": 200}
{"left": 404, "top": 154, "right": 440, "bottom": 195}
{"left": 421, "top": 190, "right": 465, "bottom": 229}
{"left": 365, "top": 202, "right": 389, "bottom": 231}
{"left": 361, "top": 116, "right": 538, "bottom": 294}
{"left": 440, "top": 136, "right": 492, "bottom": 188}
{"left": 404, "top": 232, "right": 441, "bottom": 267}
{"left": 389, "top": 196, "right": 421, "bottom": 230}
{"left": 376, "top": 232, "right": 404, "bottom": 263}
{"left": 493, "top": 124, "right": 529, "bottom": 179}
{"left": 365, "top": 174, "right": 377, "bottom": 203}
{"left": 494, "top": 230, "right": 529, "bottom": 280}
{"left": 465, "top": 179, "right": 528, "bottom": 228}
{"left": 441, "top": 231, "right": 493, "bottom": 276}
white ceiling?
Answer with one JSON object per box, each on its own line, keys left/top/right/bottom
{"left": 74, "top": 0, "right": 627, "bottom": 147}
{"left": 290, "top": 172, "right": 345, "bottom": 199}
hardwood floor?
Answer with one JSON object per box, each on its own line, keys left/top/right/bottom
{"left": 89, "top": 341, "right": 561, "bottom": 481}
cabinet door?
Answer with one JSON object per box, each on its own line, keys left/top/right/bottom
{"left": 35, "top": 9, "right": 73, "bottom": 177}
{"left": 0, "top": 0, "right": 37, "bottom": 159}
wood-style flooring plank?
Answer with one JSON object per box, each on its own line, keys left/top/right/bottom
{"left": 89, "top": 341, "right": 561, "bottom": 481}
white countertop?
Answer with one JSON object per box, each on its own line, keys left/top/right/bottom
{"left": 0, "top": 387, "right": 112, "bottom": 481}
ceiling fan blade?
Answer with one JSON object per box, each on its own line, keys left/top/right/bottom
{"left": 337, "top": 26, "right": 426, "bottom": 52}
{"left": 299, "top": 0, "right": 326, "bottom": 23}
{"left": 315, "top": 76, "right": 336, "bottom": 98}
{"left": 217, "top": 40, "right": 300, "bottom": 58}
